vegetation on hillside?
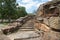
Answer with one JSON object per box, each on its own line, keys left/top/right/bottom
{"left": 0, "top": 0, "right": 27, "bottom": 22}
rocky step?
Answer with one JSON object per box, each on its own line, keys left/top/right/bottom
{"left": 20, "top": 28, "right": 34, "bottom": 29}
{"left": 20, "top": 27, "right": 34, "bottom": 29}
{"left": 14, "top": 36, "right": 40, "bottom": 40}
{"left": 19, "top": 28, "right": 34, "bottom": 31}
{"left": 7, "top": 31, "right": 40, "bottom": 40}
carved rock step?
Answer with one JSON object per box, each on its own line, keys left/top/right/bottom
{"left": 7, "top": 31, "right": 40, "bottom": 40}
{"left": 19, "top": 26, "right": 34, "bottom": 31}
{"left": 20, "top": 26, "right": 34, "bottom": 29}
{"left": 19, "top": 28, "right": 34, "bottom": 31}
{"left": 14, "top": 36, "right": 40, "bottom": 40}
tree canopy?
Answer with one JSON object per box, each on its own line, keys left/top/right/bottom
{"left": 0, "top": 0, "right": 27, "bottom": 22}
{"left": 16, "top": 6, "right": 27, "bottom": 18}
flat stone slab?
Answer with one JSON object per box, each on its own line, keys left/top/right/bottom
{"left": 7, "top": 31, "right": 39, "bottom": 40}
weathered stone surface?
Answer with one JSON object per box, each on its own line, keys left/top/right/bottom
{"left": 49, "top": 17, "right": 60, "bottom": 29}
{"left": 7, "top": 31, "right": 40, "bottom": 40}
{"left": 0, "top": 33, "right": 10, "bottom": 40}
{"left": 43, "top": 18, "right": 49, "bottom": 26}
{"left": 41, "top": 31, "right": 60, "bottom": 40}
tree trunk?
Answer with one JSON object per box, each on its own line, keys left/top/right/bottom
{"left": 8, "top": 17, "right": 11, "bottom": 23}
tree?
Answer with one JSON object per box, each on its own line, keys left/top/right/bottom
{"left": 0, "top": 0, "right": 5, "bottom": 22}
{"left": 16, "top": 6, "right": 27, "bottom": 18}
{"left": 0, "top": 0, "right": 27, "bottom": 22}
{"left": 0, "top": 0, "right": 17, "bottom": 22}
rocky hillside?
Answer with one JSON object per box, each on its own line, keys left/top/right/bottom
{"left": 0, "top": 0, "right": 60, "bottom": 40}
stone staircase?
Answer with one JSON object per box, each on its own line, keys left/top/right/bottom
{"left": 19, "top": 20, "right": 34, "bottom": 31}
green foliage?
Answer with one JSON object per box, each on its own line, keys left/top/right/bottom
{"left": 16, "top": 6, "right": 27, "bottom": 18}
{"left": 0, "top": 0, "right": 27, "bottom": 21}
{"left": 0, "top": 0, "right": 17, "bottom": 19}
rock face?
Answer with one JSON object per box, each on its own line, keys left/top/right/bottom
{"left": 41, "top": 31, "right": 60, "bottom": 40}
{"left": 36, "top": 0, "right": 60, "bottom": 17}
{"left": 36, "top": 0, "right": 60, "bottom": 29}
{"left": 52, "top": 0, "right": 60, "bottom": 2}
{"left": 34, "top": 0, "right": 60, "bottom": 40}
{"left": 49, "top": 17, "right": 60, "bottom": 29}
